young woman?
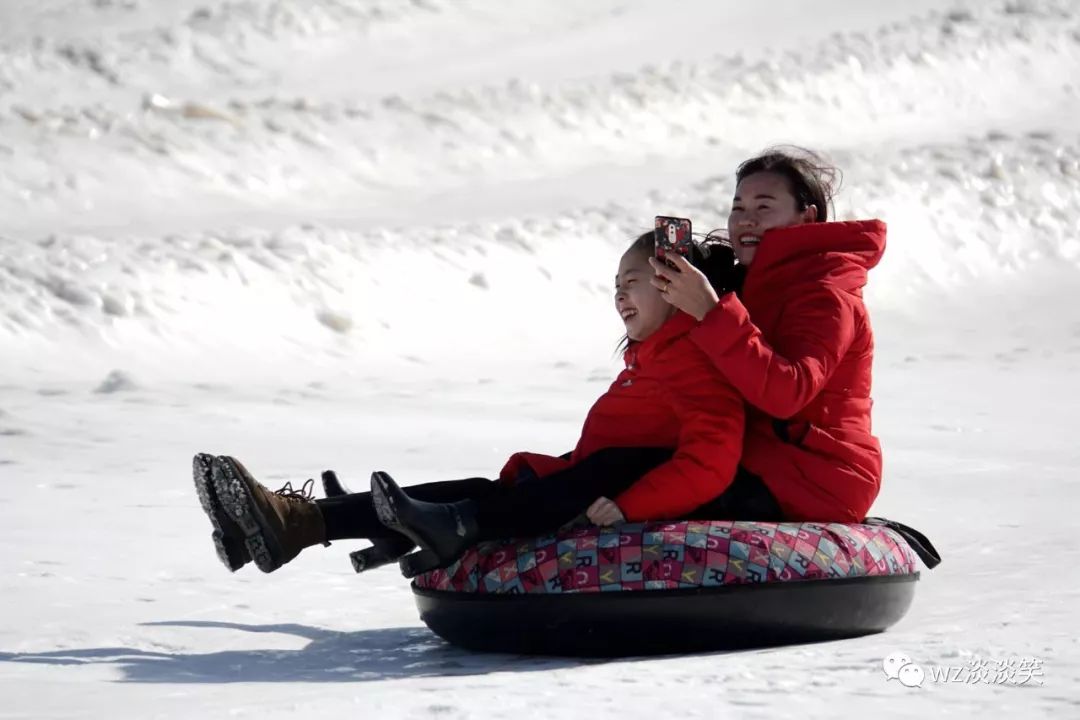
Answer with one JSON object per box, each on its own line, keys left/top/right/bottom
{"left": 195, "top": 232, "right": 779, "bottom": 578}
{"left": 649, "top": 147, "right": 886, "bottom": 523}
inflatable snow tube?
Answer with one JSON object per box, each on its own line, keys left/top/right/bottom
{"left": 412, "top": 520, "right": 923, "bottom": 656}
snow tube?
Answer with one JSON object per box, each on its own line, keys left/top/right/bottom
{"left": 412, "top": 519, "right": 928, "bottom": 656}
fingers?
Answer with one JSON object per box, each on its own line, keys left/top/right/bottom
{"left": 666, "top": 253, "right": 693, "bottom": 272}
{"left": 647, "top": 256, "right": 676, "bottom": 281}
{"left": 585, "top": 497, "right": 605, "bottom": 524}
{"left": 647, "top": 258, "right": 677, "bottom": 297}
{"left": 586, "top": 497, "right": 625, "bottom": 526}
{"left": 588, "top": 508, "right": 616, "bottom": 525}
{"left": 649, "top": 253, "right": 692, "bottom": 274}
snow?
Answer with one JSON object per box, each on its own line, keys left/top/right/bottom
{"left": 1, "top": 0, "right": 1079, "bottom": 717}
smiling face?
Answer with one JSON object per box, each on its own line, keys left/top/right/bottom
{"left": 727, "top": 171, "right": 817, "bottom": 266}
{"left": 615, "top": 248, "right": 675, "bottom": 342}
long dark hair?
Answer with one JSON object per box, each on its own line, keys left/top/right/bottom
{"left": 735, "top": 146, "right": 841, "bottom": 223}
{"left": 617, "top": 230, "right": 736, "bottom": 352}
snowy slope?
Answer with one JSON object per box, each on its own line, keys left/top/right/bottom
{"left": 1, "top": 1, "right": 1079, "bottom": 718}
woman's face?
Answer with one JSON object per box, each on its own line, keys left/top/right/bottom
{"left": 727, "top": 171, "right": 817, "bottom": 266}
{"left": 615, "top": 249, "right": 675, "bottom": 342}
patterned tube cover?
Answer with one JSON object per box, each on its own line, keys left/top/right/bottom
{"left": 413, "top": 520, "right": 919, "bottom": 594}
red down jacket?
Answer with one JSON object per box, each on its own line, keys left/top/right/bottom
{"left": 689, "top": 220, "right": 886, "bottom": 522}
{"left": 500, "top": 312, "right": 745, "bottom": 522}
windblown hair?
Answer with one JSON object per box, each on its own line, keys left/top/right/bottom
{"left": 736, "top": 146, "right": 841, "bottom": 223}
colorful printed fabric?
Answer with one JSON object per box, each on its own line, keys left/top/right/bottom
{"left": 413, "top": 521, "right": 918, "bottom": 594}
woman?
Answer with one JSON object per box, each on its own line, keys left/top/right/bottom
{"left": 195, "top": 231, "right": 776, "bottom": 578}
{"left": 650, "top": 147, "right": 885, "bottom": 523}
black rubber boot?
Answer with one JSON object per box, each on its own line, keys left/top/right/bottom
{"left": 348, "top": 538, "right": 418, "bottom": 573}
{"left": 320, "top": 469, "right": 350, "bottom": 498}
{"left": 369, "top": 471, "right": 479, "bottom": 578}
{"left": 321, "top": 470, "right": 417, "bottom": 573}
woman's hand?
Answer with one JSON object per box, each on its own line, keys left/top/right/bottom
{"left": 586, "top": 497, "right": 626, "bottom": 526}
{"left": 648, "top": 254, "right": 720, "bottom": 321}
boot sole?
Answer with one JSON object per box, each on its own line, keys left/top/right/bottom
{"left": 213, "top": 456, "right": 285, "bottom": 573}
{"left": 398, "top": 548, "right": 443, "bottom": 578}
{"left": 349, "top": 534, "right": 418, "bottom": 574}
{"left": 192, "top": 453, "right": 250, "bottom": 572}
{"left": 350, "top": 546, "right": 396, "bottom": 573}
{"left": 370, "top": 471, "right": 416, "bottom": 542}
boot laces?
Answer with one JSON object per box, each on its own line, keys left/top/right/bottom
{"left": 273, "top": 477, "right": 317, "bottom": 503}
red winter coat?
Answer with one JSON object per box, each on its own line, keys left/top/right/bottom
{"left": 500, "top": 312, "right": 745, "bottom": 522}
{"left": 689, "top": 220, "right": 886, "bottom": 523}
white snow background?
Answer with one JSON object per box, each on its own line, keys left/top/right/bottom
{"left": 1, "top": 0, "right": 1079, "bottom": 718}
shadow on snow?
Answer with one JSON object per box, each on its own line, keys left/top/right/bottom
{"left": 0, "top": 621, "right": 602, "bottom": 683}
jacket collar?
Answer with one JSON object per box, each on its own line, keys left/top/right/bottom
{"left": 623, "top": 311, "right": 697, "bottom": 369}
{"left": 743, "top": 219, "right": 887, "bottom": 297}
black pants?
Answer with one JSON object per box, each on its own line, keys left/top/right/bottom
{"left": 318, "top": 447, "right": 782, "bottom": 542}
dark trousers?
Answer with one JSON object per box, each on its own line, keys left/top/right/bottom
{"left": 318, "top": 447, "right": 781, "bottom": 542}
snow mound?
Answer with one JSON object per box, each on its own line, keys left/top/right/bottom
{"left": 2, "top": 131, "right": 1077, "bottom": 373}
{"left": 1, "top": 0, "right": 1077, "bottom": 230}
{"left": 94, "top": 369, "right": 139, "bottom": 393}
{"left": 1, "top": 0, "right": 1078, "bottom": 378}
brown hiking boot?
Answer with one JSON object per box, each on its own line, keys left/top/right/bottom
{"left": 211, "top": 455, "right": 327, "bottom": 573}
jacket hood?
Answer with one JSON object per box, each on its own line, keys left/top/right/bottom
{"left": 744, "top": 219, "right": 887, "bottom": 295}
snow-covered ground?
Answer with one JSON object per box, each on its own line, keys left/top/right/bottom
{"left": 2, "top": 1, "right": 1079, "bottom": 718}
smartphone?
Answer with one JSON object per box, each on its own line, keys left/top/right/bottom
{"left": 654, "top": 216, "right": 693, "bottom": 267}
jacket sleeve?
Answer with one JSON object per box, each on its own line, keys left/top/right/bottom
{"left": 614, "top": 359, "right": 745, "bottom": 521}
{"left": 498, "top": 451, "right": 573, "bottom": 485}
{"left": 689, "top": 288, "right": 855, "bottom": 419}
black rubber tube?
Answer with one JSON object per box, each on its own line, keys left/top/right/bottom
{"left": 413, "top": 573, "right": 919, "bottom": 656}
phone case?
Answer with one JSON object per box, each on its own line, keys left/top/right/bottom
{"left": 654, "top": 216, "right": 693, "bottom": 264}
